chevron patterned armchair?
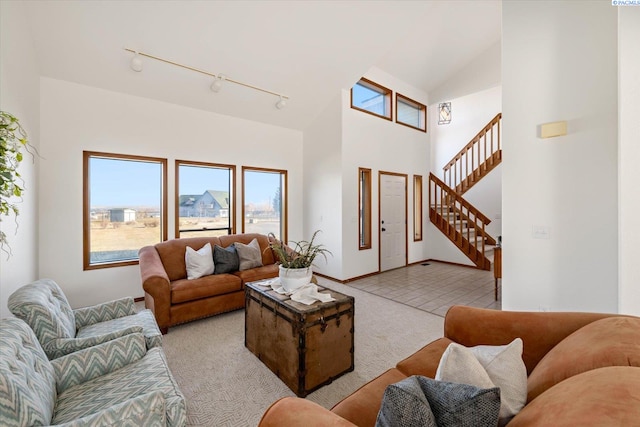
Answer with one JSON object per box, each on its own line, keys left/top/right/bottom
{"left": 8, "top": 279, "right": 162, "bottom": 360}
{"left": 0, "top": 318, "right": 186, "bottom": 426}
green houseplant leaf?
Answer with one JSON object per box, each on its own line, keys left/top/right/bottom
{"left": 0, "top": 111, "right": 36, "bottom": 257}
{"left": 268, "top": 230, "right": 332, "bottom": 269}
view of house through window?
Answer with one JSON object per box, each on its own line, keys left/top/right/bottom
{"left": 83, "top": 151, "right": 167, "bottom": 269}
{"left": 242, "top": 167, "right": 287, "bottom": 241}
{"left": 176, "top": 161, "right": 234, "bottom": 238}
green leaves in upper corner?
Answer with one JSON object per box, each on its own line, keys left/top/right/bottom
{"left": 0, "top": 110, "right": 37, "bottom": 256}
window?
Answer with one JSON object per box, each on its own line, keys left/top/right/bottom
{"left": 176, "top": 160, "right": 235, "bottom": 238}
{"left": 359, "top": 168, "right": 372, "bottom": 250}
{"left": 83, "top": 151, "right": 167, "bottom": 269}
{"left": 242, "top": 167, "right": 287, "bottom": 242}
{"left": 414, "top": 175, "right": 423, "bottom": 241}
{"left": 396, "top": 93, "right": 427, "bottom": 132}
{"left": 351, "top": 78, "right": 392, "bottom": 120}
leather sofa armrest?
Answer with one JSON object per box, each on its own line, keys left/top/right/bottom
{"left": 138, "top": 246, "right": 172, "bottom": 331}
{"left": 444, "top": 305, "right": 616, "bottom": 374}
{"left": 259, "top": 397, "right": 356, "bottom": 427}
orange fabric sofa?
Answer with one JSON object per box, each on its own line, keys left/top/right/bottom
{"left": 259, "top": 305, "right": 640, "bottom": 426}
{"left": 139, "top": 233, "right": 278, "bottom": 333}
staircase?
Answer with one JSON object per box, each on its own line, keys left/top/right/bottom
{"left": 444, "top": 113, "right": 502, "bottom": 195}
{"left": 430, "top": 113, "right": 502, "bottom": 270}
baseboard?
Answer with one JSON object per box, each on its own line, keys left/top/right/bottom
{"left": 425, "top": 258, "right": 482, "bottom": 270}
{"left": 316, "top": 259, "right": 440, "bottom": 284}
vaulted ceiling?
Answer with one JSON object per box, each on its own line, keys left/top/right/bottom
{"left": 23, "top": 1, "right": 501, "bottom": 131}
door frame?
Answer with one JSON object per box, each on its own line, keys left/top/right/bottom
{"left": 378, "top": 171, "right": 408, "bottom": 272}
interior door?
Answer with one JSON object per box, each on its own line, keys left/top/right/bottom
{"left": 380, "top": 173, "right": 407, "bottom": 271}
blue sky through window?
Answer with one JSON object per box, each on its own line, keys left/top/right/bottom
{"left": 90, "top": 157, "right": 279, "bottom": 208}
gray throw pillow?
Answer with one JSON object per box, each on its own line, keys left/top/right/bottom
{"left": 376, "top": 376, "right": 437, "bottom": 427}
{"left": 235, "top": 238, "right": 263, "bottom": 271}
{"left": 213, "top": 245, "right": 239, "bottom": 274}
{"left": 376, "top": 376, "right": 500, "bottom": 427}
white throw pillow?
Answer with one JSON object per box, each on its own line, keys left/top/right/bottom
{"left": 436, "top": 339, "right": 527, "bottom": 425}
{"left": 435, "top": 342, "right": 495, "bottom": 388}
{"left": 185, "top": 243, "right": 215, "bottom": 280}
{"left": 470, "top": 338, "right": 527, "bottom": 424}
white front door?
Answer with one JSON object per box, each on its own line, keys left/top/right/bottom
{"left": 380, "top": 173, "right": 407, "bottom": 271}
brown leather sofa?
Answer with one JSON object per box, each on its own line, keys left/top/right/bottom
{"left": 139, "top": 233, "right": 278, "bottom": 333}
{"left": 259, "top": 305, "right": 640, "bottom": 426}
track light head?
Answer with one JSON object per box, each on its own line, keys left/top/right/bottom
{"left": 275, "top": 96, "right": 287, "bottom": 110}
{"left": 210, "top": 74, "right": 226, "bottom": 93}
{"left": 130, "top": 51, "right": 143, "bottom": 72}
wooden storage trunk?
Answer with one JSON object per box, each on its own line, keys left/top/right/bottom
{"left": 245, "top": 281, "right": 355, "bottom": 397}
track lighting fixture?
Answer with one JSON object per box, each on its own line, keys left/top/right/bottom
{"left": 275, "top": 96, "right": 287, "bottom": 110}
{"left": 130, "top": 51, "right": 143, "bottom": 72}
{"left": 124, "top": 48, "right": 289, "bottom": 109}
{"left": 210, "top": 74, "right": 226, "bottom": 93}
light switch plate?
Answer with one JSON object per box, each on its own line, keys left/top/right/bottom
{"left": 532, "top": 225, "right": 551, "bottom": 239}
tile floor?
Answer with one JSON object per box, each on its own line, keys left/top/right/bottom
{"left": 343, "top": 261, "right": 501, "bottom": 317}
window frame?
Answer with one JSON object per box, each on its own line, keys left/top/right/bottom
{"left": 175, "top": 160, "right": 236, "bottom": 238}
{"left": 358, "top": 167, "right": 372, "bottom": 250}
{"left": 413, "top": 174, "right": 423, "bottom": 242}
{"left": 395, "top": 93, "right": 427, "bottom": 132}
{"left": 350, "top": 77, "right": 393, "bottom": 121}
{"left": 241, "top": 166, "right": 288, "bottom": 243}
{"left": 83, "top": 151, "right": 168, "bottom": 270}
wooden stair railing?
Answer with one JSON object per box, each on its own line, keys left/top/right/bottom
{"left": 429, "top": 173, "right": 492, "bottom": 270}
{"left": 444, "top": 113, "right": 502, "bottom": 195}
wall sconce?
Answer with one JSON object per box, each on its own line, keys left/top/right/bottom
{"left": 438, "top": 102, "right": 451, "bottom": 125}
{"left": 125, "top": 48, "right": 290, "bottom": 109}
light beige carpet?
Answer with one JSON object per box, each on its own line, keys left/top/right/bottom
{"left": 160, "top": 278, "right": 445, "bottom": 427}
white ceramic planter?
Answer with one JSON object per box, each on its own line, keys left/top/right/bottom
{"left": 279, "top": 265, "right": 312, "bottom": 293}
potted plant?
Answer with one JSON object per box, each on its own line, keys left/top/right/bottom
{"left": 1, "top": 111, "right": 35, "bottom": 256}
{"left": 268, "top": 230, "right": 332, "bottom": 292}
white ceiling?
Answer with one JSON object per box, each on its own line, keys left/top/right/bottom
{"left": 23, "top": 1, "right": 501, "bottom": 131}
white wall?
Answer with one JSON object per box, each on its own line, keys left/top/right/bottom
{"left": 618, "top": 7, "right": 640, "bottom": 316}
{"left": 429, "top": 41, "right": 501, "bottom": 105}
{"left": 502, "top": 1, "right": 618, "bottom": 312}
{"left": 39, "top": 78, "right": 303, "bottom": 308}
{"left": 0, "top": 1, "right": 40, "bottom": 318}
{"left": 303, "top": 94, "right": 343, "bottom": 279}
{"left": 341, "top": 67, "right": 430, "bottom": 280}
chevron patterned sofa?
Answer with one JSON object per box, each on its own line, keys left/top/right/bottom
{"left": 8, "top": 279, "right": 162, "bottom": 360}
{"left": 0, "top": 317, "right": 186, "bottom": 426}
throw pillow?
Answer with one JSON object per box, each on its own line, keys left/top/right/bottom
{"left": 235, "top": 238, "right": 263, "bottom": 271}
{"left": 470, "top": 338, "right": 527, "bottom": 424}
{"left": 213, "top": 244, "right": 239, "bottom": 274}
{"left": 376, "top": 375, "right": 500, "bottom": 427}
{"left": 436, "top": 339, "right": 527, "bottom": 425}
{"left": 376, "top": 375, "right": 437, "bottom": 427}
{"left": 185, "top": 243, "right": 214, "bottom": 280}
